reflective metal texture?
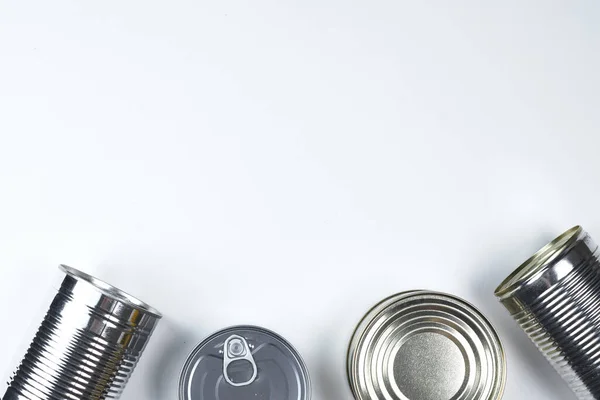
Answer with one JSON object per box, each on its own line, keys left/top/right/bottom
{"left": 347, "top": 291, "right": 506, "bottom": 400}
{"left": 495, "top": 226, "right": 600, "bottom": 400}
{"left": 180, "top": 325, "right": 311, "bottom": 400}
{"left": 3, "top": 265, "right": 161, "bottom": 400}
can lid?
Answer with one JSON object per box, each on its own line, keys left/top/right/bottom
{"left": 347, "top": 291, "right": 506, "bottom": 400}
{"left": 59, "top": 264, "right": 162, "bottom": 318}
{"left": 180, "top": 326, "right": 311, "bottom": 400}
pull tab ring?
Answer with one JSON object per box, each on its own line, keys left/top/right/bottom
{"left": 223, "top": 335, "right": 258, "bottom": 387}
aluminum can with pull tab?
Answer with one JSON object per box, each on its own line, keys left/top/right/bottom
{"left": 179, "top": 325, "right": 311, "bottom": 400}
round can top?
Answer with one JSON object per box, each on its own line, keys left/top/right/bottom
{"left": 347, "top": 291, "right": 506, "bottom": 400}
{"left": 494, "top": 225, "right": 586, "bottom": 311}
{"left": 59, "top": 264, "right": 162, "bottom": 318}
{"left": 180, "top": 326, "right": 311, "bottom": 400}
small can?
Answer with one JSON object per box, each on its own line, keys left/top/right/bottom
{"left": 179, "top": 325, "right": 311, "bottom": 400}
{"left": 347, "top": 290, "right": 506, "bottom": 400}
{"left": 495, "top": 226, "right": 600, "bottom": 399}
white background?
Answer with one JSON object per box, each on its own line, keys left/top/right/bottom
{"left": 1, "top": 1, "right": 599, "bottom": 399}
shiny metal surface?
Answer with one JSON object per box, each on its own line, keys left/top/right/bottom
{"left": 495, "top": 226, "right": 600, "bottom": 400}
{"left": 347, "top": 291, "right": 506, "bottom": 400}
{"left": 180, "top": 325, "right": 311, "bottom": 400}
{"left": 3, "top": 265, "right": 161, "bottom": 400}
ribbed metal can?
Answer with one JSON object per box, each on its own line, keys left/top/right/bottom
{"left": 2, "top": 265, "right": 162, "bottom": 400}
{"left": 495, "top": 226, "right": 600, "bottom": 400}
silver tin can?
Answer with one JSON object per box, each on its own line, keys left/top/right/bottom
{"left": 495, "top": 226, "right": 600, "bottom": 399}
{"left": 3, "top": 265, "right": 161, "bottom": 400}
{"left": 179, "top": 325, "right": 311, "bottom": 400}
{"left": 347, "top": 290, "right": 506, "bottom": 400}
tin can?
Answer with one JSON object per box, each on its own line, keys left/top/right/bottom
{"left": 495, "top": 226, "right": 600, "bottom": 399}
{"left": 179, "top": 325, "right": 311, "bottom": 400}
{"left": 3, "top": 265, "right": 161, "bottom": 400}
{"left": 347, "top": 290, "right": 506, "bottom": 400}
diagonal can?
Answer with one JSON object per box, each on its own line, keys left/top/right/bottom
{"left": 495, "top": 226, "right": 600, "bottom": 399}
{"left": 3, "top": 265, "right": 161, "bottom": 400}
{"left": 347, "top": 290, "right": 506, "bottom": 400}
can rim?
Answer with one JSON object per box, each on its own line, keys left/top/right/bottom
{"left": 494, "top": 225, "right": 582, "bottom": 299}
{"left": 59, "top": 264, "right": 162, "bottom": 318}
{"left": 179, "top": 325, "right": 311, "bottom": 400}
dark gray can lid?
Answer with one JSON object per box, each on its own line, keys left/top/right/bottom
{"left": 179, "top": 325, "right": 311, "bottom": 400}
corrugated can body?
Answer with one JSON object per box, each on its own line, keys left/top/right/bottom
{"left": 495, "top": 226, "right": 600, "bottom": 400}
{"left": 3, "top": 265, "right": 161, "bottom": 400}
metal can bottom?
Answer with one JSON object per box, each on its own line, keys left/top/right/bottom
{"left": 347, "top": 290, "right": 506, "bottom": 400}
